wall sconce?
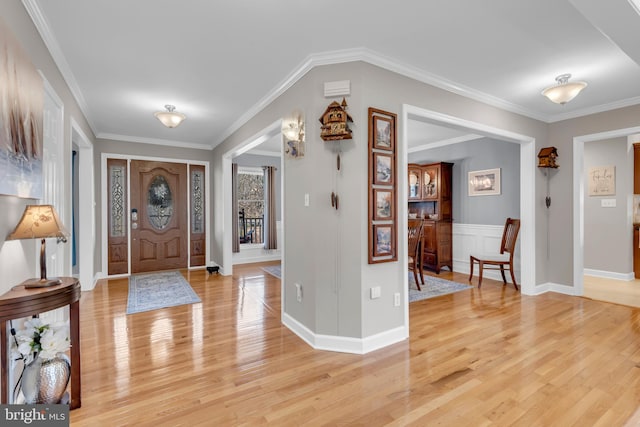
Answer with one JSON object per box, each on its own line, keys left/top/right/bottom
{"left": 542, "top": 74, "right": 587, "bottom": 105}
{"left": 283, "top": 115, "right": 305, "bottom": 159}
{"left": 7, "top": 204, "right": 69, "bottom": 287}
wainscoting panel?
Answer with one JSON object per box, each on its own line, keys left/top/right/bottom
{"left": 452, "top": 223, "right": 521, "bottom": 283}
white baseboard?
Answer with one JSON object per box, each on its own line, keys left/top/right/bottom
{"left": 584, "top": 268, "right": 634, "bottom": 281}
{"left": 282, "top": 312, "right": 408, "bottom": 354}
{"left": 233, "top": 252, "right": 282, "bottom": 265}
{"left": 529, "top": 282, "right": 579, "bottom": 296}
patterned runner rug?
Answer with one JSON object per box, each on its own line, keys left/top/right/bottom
{"left": 127, "top": 271, "right": 201, "bottom": 314}
{"left": 409, "top": 273, "right": 472, "bottom": 303}
{"left": 261, "top": 265, "right": 281, "bottom": 279}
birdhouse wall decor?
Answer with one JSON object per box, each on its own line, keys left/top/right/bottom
{"left": 538, "top": 146, "right": 559, "bottom": 168}
{"left": 319, "top": 97, "right": 353, "bottom": 141}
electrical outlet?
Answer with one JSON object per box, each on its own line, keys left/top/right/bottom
{"left": 394, "top": 292, "right": 401, "bottom": 307}
{"left": 295, "top": 283, "right": 302, "bottom": 302}
{"left": 370, "top": 286, "right": 381, "bottom": 299}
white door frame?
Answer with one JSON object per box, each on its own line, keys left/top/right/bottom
{"left": 100, "top": 153, "right": 211, "bottom": 278}
{"left": 401, "top": 105, "right": 536, "bottom": 320}
{"left": 221, "top": 120, "right": 283, "bottom": 277}
{"left": 41, "top": 76, "right": 66, "bottom": 279}
{"left": 572, "top": 126, "right": 640, "bottom": 296}
{"left": 71, "top": 118, "right": 96, "bottom": 290}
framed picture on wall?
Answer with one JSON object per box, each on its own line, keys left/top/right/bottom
{"left": 373, "top": 188, "right": 394, "bottom": 220}
{"left": 373, "top": 115, "right": 394, "bottom": 151}
{"left": 372, "top": 224, "right": 394, "bottom": 257}
{"left": 588, "top": 165, "right": 615, "bottom": 196}
{"left": 368, "top": 107, "right": 397, "bottom": 263}
{"left": 373, "top": 152, "right": 393, "bottom": 185}
{"left": 468, "top": 168, "right": 501, "bottom": 196}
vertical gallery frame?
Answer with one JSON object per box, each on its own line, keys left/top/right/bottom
{"left": 368, "top": 108, "right": 397, "bottom": 263}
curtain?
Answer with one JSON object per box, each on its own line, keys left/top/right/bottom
{"left": 263, "top": 166, "right": 277, "bottom": 250}
{"left": 232, "top": 163, "right": 240, "bottom": 253}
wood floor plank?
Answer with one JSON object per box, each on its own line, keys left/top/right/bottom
{"left": 67, "top": 264, "right": 640, "bottom": 426}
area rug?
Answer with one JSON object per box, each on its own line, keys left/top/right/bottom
{"left": 261, "top": 264, "right": 281, "bottom": 279}
{"left": 127, "top": 271, "right": 201, "bottom": 314}
{"left": 409, "top": 273, "right": 472, "bottom": 303}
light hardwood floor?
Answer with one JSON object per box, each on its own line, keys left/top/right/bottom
{"left": 69, "top": 263, "right": 640, "bottom": 426}
{"left": 583, "top": 275, "right": 640, "bottom": 308}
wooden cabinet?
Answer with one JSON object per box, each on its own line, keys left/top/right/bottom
{"left": 408, "top": 165, "right": 422, "bottom": 200}
{"left": 408, "top": 162, "right": 453, "bottom": 273}
{"left": 634, "top": 143, "right": 640, "bottom": 194}
{"left": 635, "top": 226, "right": 640, "bottom": 279}
{"left": 407, "top": 162, "right": 453, "bottom": 220}
{"left": 422, "top": 220, "right": 452, "bottom": 273}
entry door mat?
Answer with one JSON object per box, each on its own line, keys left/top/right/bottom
{"left": 127, "top": 271, "right": 201, "bottom": 314}
{"left": 409, "top": 273, "right": 473, "bottom": 303}
{"left": 261, "top": 264, "right": 281, "bottom": 279}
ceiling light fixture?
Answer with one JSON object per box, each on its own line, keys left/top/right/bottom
{"left": 541, "top": 74, "right": 587, "bottom": 105}
{"left": 154, "top": 104, "right": 186, "bottom": 128}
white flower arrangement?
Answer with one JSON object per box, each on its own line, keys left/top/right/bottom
{"left": 12, "top": 318, "right": 70, "bottom": 365}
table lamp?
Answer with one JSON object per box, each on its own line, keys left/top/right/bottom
{"left": 7, "top": 204, "right": 69, "bottom": 288}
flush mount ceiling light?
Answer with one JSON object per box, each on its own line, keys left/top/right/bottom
{"left": 154, "top": 104, "right": 186, "bottom": 128}
{"left": 541, "top": 74, "right": 587, "bottom": 105}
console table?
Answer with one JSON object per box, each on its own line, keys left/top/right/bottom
{"left": 0, "top": 277, "right": 81, "bottom": 409}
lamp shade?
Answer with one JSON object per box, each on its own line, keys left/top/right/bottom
{"left": 8, "top": 204, "right": 69, "bottom": 241}
{"left": 542, "top": 74, "right": 587, "bottom": 105}
{"left": 154, "top": 104, "right": 186, "bottom": 128}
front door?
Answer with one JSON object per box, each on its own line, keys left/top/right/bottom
{"left": 130, "top": 160, "right": 188, "bottom": 273}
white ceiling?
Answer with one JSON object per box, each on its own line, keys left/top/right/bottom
{"left": 25, "top": 0, "right": 640, "bottom": 152}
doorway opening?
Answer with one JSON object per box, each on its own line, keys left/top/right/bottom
{"left": 573, "top": 126, "right": 640, "bottom": 297}
{"left": 401, "top": 104, "right": 536, "bottom": 311}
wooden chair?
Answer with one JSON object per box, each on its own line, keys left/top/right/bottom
{"left": 469, "top": 218, "right": 521, "bottom": 290}
{"left": 408, "top": 219, "right": 425, "bottom": 290}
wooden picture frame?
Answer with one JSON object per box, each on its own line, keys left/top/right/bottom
{"left": 368, "top": 108, "right": 397, "bottom": 263}
{"left": 468, "top": 168, "right": 501, "bottom": 196}
{"left": 373, "top": 188, "right": 394, "bottom": 220}
{"left": 373, "top": 152, "right": 393, "bottom": 186}
{"left": 372, "top": 224, "right": 394, "bottom": 258}
{"left": 373, "top": 115, "right": 394, "bottom": 151}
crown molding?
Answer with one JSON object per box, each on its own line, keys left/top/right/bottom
{"left": 546, "top": 95, "right": 640, "bottom": 123}
{"left": 22, "top": 0, "right": 98, "bottom": 135}
{"left": 97, "top": 133, "right": 213, "bottom": 151}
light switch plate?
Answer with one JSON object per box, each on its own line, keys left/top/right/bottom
{"left": 601, "top": 199, "right": 616, "bottom": 208}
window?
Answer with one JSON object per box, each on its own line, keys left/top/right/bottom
{"left": 237, "top": 167, "right": 264, "bottom": 244}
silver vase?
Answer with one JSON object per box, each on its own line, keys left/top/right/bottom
{"left": 21, "top": 354, "right": 71, "bottom": 404}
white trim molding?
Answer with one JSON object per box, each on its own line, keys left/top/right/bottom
{"left": 584, "top": 268, "right": 635, "bottom": 281}
{"left": 282, "top": 312, "right": 408, "bottom": 355}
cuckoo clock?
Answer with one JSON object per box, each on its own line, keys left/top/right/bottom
{"left": 319, "top": 98, "right": 353, "bottom": 141}
{"left": 538, "top": 147, "right": 559, "bottom": 168}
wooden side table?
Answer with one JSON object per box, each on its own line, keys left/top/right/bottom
{"left": 0, "top": 277, "right": 81, "bottom": 409}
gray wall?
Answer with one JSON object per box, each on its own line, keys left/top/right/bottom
{"left": 0, "top": 2, "right": 95, "bottom": 295}
{"left": 548, "top": 106, "right": 640, "bottom": 286}
{"left": 583, "top": 138, "right": 632, "bottom": 275}
{"left": 211, "top": 60, "right": 550, "bottom": 341}
{"left": 234, "top": 153, "right": 282, "bottom": 221}
{"left": 409, "top": 138, "right": 520, "bottom": 225}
